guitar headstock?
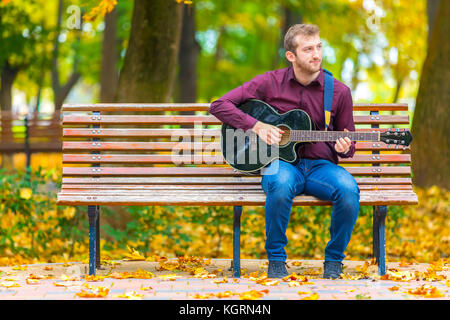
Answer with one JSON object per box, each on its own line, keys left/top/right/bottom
{"left": 379, "top": 128, "right": 413, "bottom": 148}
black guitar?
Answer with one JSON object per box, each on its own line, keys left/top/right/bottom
{"left": 221, "top": 99, "right": 413, "bottom": 173}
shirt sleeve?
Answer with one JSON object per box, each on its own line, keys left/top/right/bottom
{"left": 334, "top": 86, "right": 356, "bottom": 158}
{"left": 209, "top": 73, "right": 268, "bottom": 132}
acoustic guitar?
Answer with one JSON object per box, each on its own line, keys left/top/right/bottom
{"left": 221, "top": 99, "right": 413, "bottom": 173}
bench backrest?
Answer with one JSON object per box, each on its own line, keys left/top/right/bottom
{"left": 60, "top": 103, "right": 413, "bottom": 197}
{"left": 0, "top": 111, "right": 62, "bottom": 153}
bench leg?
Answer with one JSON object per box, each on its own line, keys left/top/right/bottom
{"left": 373, "top": 205, "right": 387, "bottom": 276}
{"left": 88, "top": 205, "right": 100, "bottom": 275}
{"left": 95, "top": 206, "right": 101, "bottom": 268}
{"left": 232, "top": 206, "right": 242, "bottom": 278}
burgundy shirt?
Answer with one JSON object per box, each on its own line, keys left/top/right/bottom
{"left": 209, "top": 67, "right": 356, "bottom": 164}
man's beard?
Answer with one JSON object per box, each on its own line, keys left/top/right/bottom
{"left": 295, "top": 58, "right": 322, "bottom": 74}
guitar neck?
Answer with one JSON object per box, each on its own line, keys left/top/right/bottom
{"left": 290, "top": 130, "right": 379, "bottom": 142}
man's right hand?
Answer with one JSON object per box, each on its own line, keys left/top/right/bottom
{"left": 251, "top": 121, "right": 285, "bottom": 145}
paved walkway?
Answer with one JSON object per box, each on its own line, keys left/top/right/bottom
{"left": 0, "top": 259, "right": 448, "bottom": 300}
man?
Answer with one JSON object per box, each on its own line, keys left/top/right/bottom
{"left": 209, "top": 24, "right": 360, "bottom": 279}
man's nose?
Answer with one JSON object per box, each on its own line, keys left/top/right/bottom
{"left": 312, "top": 47, "right": 321, "bottom": 58}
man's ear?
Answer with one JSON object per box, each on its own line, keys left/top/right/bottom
{"left": 285, "top": 50, "right": 296, "bottom": 63}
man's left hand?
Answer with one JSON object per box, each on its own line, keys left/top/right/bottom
{"left": 334, "top": 128, "right": 352, "bottom": 154}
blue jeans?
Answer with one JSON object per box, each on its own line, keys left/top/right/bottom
{"left": 261, "top": 158, "right": 360, "bottom": 262}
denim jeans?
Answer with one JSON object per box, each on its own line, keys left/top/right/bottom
{"left": 261, "top": 158, "right": 360, "bottom": 262}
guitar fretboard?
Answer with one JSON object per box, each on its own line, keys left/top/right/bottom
{"left": 290, "top": 130, "right": 379, "bottom": 142}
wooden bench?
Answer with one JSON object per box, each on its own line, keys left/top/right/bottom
{"left": 0, "top": 111, "right": 62, "bottom": 166}
{"left": 56, "top": 103, "right": 418, "bottom": 277}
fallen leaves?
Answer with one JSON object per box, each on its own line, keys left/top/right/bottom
{"left": 109, "top": 268, "right": 154, "bottom": 280}
{"left": 0, "top": 281, "right": 20, "bottom": 288}
{"left": 388, "top": 286, "right": 400, "bottom": 291}
{"left": 122, "top": 246, "right": 146, "bottom": 261}
{"left": 75, "top": 284, "right": 109, "bottom": 298}
{"left": 407, "top": 285, "right": 445, "bottom": 298}
{"left": 300, "top": 292, "right": 319, "bottom": 300}
{"left": 188, "top": 289, "right": 270, "bottom": 300}
{"left": 114, "top": 290, "right": 145, "bottom": 300}
{"left": 158, "top": 274, "right": 181, "bottom": 281}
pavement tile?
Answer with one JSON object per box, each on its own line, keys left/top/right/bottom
{"left": 0, "top": 259, "right": 448, "bottom": 300}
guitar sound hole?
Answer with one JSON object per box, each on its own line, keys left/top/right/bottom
{"left": 278, "top": 125, "right": 291, "bottom": 146}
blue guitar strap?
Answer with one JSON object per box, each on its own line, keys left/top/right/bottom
{"left": 323, "top": 68, "right": 334, "bottom": 131}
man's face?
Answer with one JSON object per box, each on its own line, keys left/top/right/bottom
{"left": 290, "top": 34, "right": 322, "bottom": 74}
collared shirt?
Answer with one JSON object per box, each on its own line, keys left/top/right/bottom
{"left": 209, "top": 67, "right": 356, "bottom": 164}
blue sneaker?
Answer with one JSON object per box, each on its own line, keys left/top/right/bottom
{"left": 268, "top": 261, "right": 289, "bottom": 278}
{"left": 323, "top": 261, "right": 343, "bottom": 279}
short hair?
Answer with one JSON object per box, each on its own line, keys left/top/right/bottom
{"left": 284, "top": 24, "right": 320, "bottom": 54}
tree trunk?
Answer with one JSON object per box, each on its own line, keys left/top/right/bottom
{"left": 273, "top": 5, "right": 303, "bottom": 69}
{"left": 0, "top": 62, "right": 19, "bottom": 170}
{"left": 411, "top": 0, "right": 450, "bottom": 189}
{"left": 115, "top": 0, "right": 183, "bottom": 103}
{"left": 100, "top": 8, "right": 119, "bottom": 103}
{"left": 175, "top": 4, "right": 200, "bottom": 103}
{"left": 427, "top": 0, "right": 440, "bottom": 43}
{"left": 392, "top": 77, "right": 404, "bottom": 103}
{"left": 0, "top": 61, "right": 19, "bottom": 111}
{"left": 51, "top": 0, "right": 81, "bottom": 110}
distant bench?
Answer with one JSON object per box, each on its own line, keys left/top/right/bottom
{"left": 56, "top": 103, "right": 418, "bottom": 277}
{"left": 0, "top": 111, "right": 62, "bottom": 165}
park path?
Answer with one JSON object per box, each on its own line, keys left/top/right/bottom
{"left": 0, "top": 259, "right": 448, "bottom": 300}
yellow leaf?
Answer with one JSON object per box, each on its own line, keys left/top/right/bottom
{"left": 19, "top": 188, "right": 32, "bottom": 200}
{"left": 63, "top": 207, "right": 76, "bottom": 220}
{"left": 216, "top": 291, "right": 233, "bottom": 298}
{"left": 123, "top": 246, "right": 146, "bottom": 261}
{"left": 158, "top": 274, "right": 181, "bottom": 281}
{"left": 282, "top": 273, "right": 308, "bottom": 282}
{"left": 239, "top": 290, "right": 268, "bottom": 300}
{"left": 12, "top": 265, "right": 27, "bottom": 271}
{"left": 388, "top": 286, "right": 400, "bottom": 291}
{"left": 76, "top": 285, "right": 109, "bottom": 298}
{"left": 26, "top": 278, "right": 40, "bottom": 285}
{"left": 114, "top": 290, "right": 144, "bottom": 300}
{"left": 53, "top": 281, "right": 82, "bottom": 287}
{"left": 301, "top": 292, "right": 319, "bottom": 300}
{"left": 189, "top": 293, "right": 215, "bottom": 299}
{"left": 0, "top": 281, "right": 20, "bottom": 288}
{"left": 140, "top": 286, "right": 153, "bottom": 291}
{"left": 84, "top": 275, "right": 105, "bottom": 282}
{"left": 212, "top": 277, "right": 228, "bottom": 284}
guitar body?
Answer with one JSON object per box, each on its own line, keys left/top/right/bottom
{"left": 221, "top": 99, "right": 314, "bottom": 173}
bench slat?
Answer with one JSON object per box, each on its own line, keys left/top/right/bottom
{"left": 62, "top": 141, "right": 410, "bottom": 151}
{"left": 62, "top": 153, "right": 411, "bottom": 164}
{"left": 61, "top": 177, "right": 412, "bottom": 185}
{"left": 62, "top": 127, "right": 408, "bottom": 138}
{"left": 62, "top": 166, "right": 411, "bottom": 176}
{"left": 56, "top": 190, "right": 419, "bottom": 206}
{"left": 60, "top": 184, "right": 413, "bottom": 191}
{"left": 61, "top": 103, "right": 409, "bottom": 112}
{"left": 62, "top": 114, "right": 410, "bottom": 125}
